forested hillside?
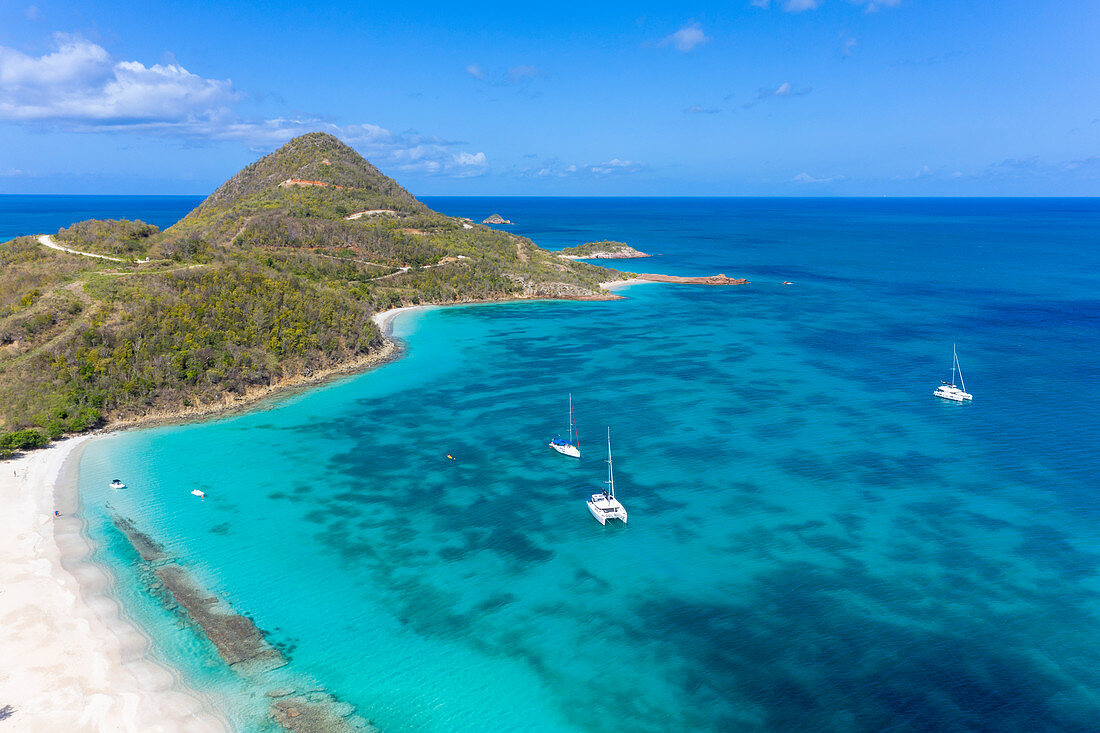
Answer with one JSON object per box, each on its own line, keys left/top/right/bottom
{"left": 0, "top": 133, "right": 623, "bottom": 455}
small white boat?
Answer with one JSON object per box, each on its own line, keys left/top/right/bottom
{"left": 549, "top": 393, "right": 581, "bottom": 458}
{"left": 587, "top": 428, "right": 627, "bottom": 525}
{"left": 109, "top": 479, "right": 126, "bottom": 490}
{"left": 190, "top": 489, "right": 206, "bottom": 498}
{"left": 934, "top": 344, "right": 973, "bottom": 402}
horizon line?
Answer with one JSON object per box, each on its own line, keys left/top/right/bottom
{"left": 2, "top": 193, "right": 1099, "bottom": 200}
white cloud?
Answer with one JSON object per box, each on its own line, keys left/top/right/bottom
{"left": 450, "top": 151, "right": 489, "bottom": 177}
{"left": 0, "top": 35, "right": 236, "bottom": 124}
{"left": 588, "top": 158, "right": 645, "bottom": 175}
{"left": 0, "top": 36, "right": 488, "bottom": 177}
{"left": 742, "top": 82, "right": 811, "bottom": 108}
{"left": 685, "top": 105, "right": 721, "bottom": 114}
{"left": 754, "top": 0, "right": 899, "bottom": 11}
{"left": 525, "top": 157, "right": 645, "bottom": 178}
{"left": 1, "top": 35, "right": 107, "bottom": 90}
{"left": 851, "top": 0, "right": 901, "bottom": 10}
{"left": 25, "top": 5, "right": 42, "bottom": 21}
{"left": 903, "top": 156, "right": 1100, "bottom": 184}
{"left": 465, "top": 63, "right": 485, "bottom": 79}
{"left": 892, "top": 165, "right": 937, "bottom": 181}
{"left": 380, "top": 142, "right": 489, "bottom": 177}
{"left": 1062, "top": 156, "right": 1100, "bottom": 173}
{"left": 661, "top": 23, "right": 709, "bottom": 53}
{"left": 455, "top": 151, "right": 487, "bottom": 166}
{"left": 784, "top": 0, "right": 823, "bottom": 12}
{"left": 792, "top": 172, "right": 841, "bottom": 183}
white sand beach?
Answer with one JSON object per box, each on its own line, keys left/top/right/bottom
{"left": 599, "top": 277, "right": 658, "bottom": 290}
{"left": 372, "top": 304, "right": 432, "bottom": 336}
{"left": 0, "top": 437, "right": 227, "bottom": 732}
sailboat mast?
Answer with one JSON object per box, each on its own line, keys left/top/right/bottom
{"left": 568, "top": 393, "right": 573, "bottom": 442}
{"left": 606, "top": 428, "right": 614, "bottom": 498}
{"left": 951, "top": 344, "right": 957, "bottom": 386}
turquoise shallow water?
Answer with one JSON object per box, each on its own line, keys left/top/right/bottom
{"left": 50, "top": 197, "right": 1100, "bottom": 730}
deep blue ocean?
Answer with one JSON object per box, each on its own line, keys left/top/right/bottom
{"left": 0, "top": 194, "right": 204, "bottom": 240}
{"left": 6, "top": 195, "right": 1100, "bottom": 731}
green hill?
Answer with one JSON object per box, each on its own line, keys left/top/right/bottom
{"left": 0, "top": 133, "right": 621, "bottom": 454}
{"left": 159, "top": 132, "right": 427, "bottom": 252}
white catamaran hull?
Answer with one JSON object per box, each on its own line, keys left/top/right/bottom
{"left": 587, "top": 493, "right": 627, "bottom": 525}
{"left": 934, "top": 385, "right": 972, "bottom": 402}
{"left": 549, "top": 441, "right": 581, "bottom": 458}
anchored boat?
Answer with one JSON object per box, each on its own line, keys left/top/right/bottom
{"left": 108, "top": 478, "right": 126, "bottom": 490}
{"left": 587, "top": 428, "right": 627, "bottom": 525}
{"left": 549, "top": 393, "right": 581, "bottom": 458}
{"left": 934, "top": 344, "right": 973, "bottom": 402}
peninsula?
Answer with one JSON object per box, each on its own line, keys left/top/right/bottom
{"left": 635, "top": 273, "right": 749, "bottom": 285}
{"left": 0, "top": 132, "right": 744, "bottom": 453}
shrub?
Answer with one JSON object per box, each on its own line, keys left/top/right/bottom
{"left": 0, "top": 428, "right": 49, "bottom": 455}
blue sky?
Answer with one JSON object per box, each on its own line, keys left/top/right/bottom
{"left": 0, "top": 0, "right": 1097, "bottom": 195}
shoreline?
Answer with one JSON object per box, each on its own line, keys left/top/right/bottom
{"left": 105, "top": 337, "right": 401, "bottom": 433}
{"left": 97, "top": 292, "right": 620, "bottom": 435}
{"left": 558, "top": 253, "right": 650, "bottom": 261}
{"left": 0, "top": 436, "right": 229, "bottom": 731}
{"left": 0, "top": 304, "right": 434, "bottom": 731}
{"left": 41, "top": 278, "right": 690, "bottom": 438}
{"left": 558, "top": 254, "right": 649, "bottom": 261}
{"left": 371, "top": 303, "right": 434, "bottom": 337}
{"left": 0, "top": 300, "right": 494, "bottom": 732}
{"left": 0, "top": 285, "right": 715, "bottom": 729}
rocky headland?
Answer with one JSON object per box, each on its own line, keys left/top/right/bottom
{"left": 557, "top": 240, "right": 650, "bottom": 260}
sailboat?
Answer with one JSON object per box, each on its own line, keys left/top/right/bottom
{"left": 548, "top": 393, "right": 581, "bottom": 458}
{"left": 934, "top": 344, "right": 973, "bottom": 402}
{"left": 587, "top": 428, "right": 627, "bottom": 525}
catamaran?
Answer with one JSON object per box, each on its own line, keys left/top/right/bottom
{"left": 549, "top": 393, "right": 581, "bottom": 458}
{"left": 587, "top": 428, "right": 627, "bottom": 525}
{"left": 934, "top": 344, "right": 973, "bottom": 402}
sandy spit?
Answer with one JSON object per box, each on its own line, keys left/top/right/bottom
{"left": 598, "top": 278, "right": 659, "bottom": 290}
